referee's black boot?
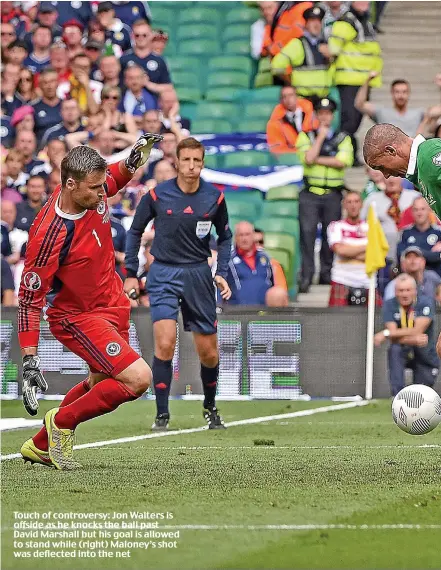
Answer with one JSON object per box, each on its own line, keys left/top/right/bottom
{"left": 299, "top": 279, "right": 310, "bottom": 294}
{"left": 151, "top": 413, "right": 170, "bottom": 431}
{"left": 203, "top": 407, "right": 226, "bottom": 430}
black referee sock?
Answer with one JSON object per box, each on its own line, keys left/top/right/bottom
{"left": 201, "top": 363, "right": 219, "bottom": 409}
{"left": 152, "top": 356, "right": 172, "bottom": 416}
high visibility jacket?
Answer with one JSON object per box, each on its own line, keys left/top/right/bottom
{"left": 328, "top": 9, "right": 382, "bottom": 87}
{"left": 261, "top": 1, "right": 312, "bottom": 58}
{"left": 266, "top": 99, "right": 319, "bottom": 154}
{"left": 296, "top": 129, "right": 353, "bottom": 194}
{"left": 271, "top": 36, "right": 333, "bottom": 98}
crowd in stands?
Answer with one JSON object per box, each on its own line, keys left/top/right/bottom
{"left": 1, "top": 1, "right": 441, "bottom": 311}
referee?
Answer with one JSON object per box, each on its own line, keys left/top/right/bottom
{"left": 124, "top": 138, "right": 232, "bottom": 430}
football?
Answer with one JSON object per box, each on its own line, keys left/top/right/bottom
{"left": 392, "top": 385, "right": 441, "bottom": 435}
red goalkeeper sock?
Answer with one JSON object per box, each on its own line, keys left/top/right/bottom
{"left": 54, "top": 378, "right": 138, "bottom": 430}
{"left": 32, "top": 379, "right": 90, "bottom": 451}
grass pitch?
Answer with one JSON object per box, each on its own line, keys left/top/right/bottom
{"left": 1, "top": 399, "right": 441, "bottom": 570}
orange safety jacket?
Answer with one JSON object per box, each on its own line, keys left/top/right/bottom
{"left": 261, "top": 1, "right": 313, "bottom": 58}
{"left": 266, "top": 98, "right": 318, "bottom": 153}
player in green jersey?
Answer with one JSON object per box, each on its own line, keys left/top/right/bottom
{"left": 362, "top": 124, "right": 441, "bottom": 217}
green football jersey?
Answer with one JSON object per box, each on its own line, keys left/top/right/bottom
{"left": 406, "top": 136, "right": 441, "bottom": 218}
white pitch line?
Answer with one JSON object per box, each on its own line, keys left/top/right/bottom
{"left": 85, "top": 444, "right": 441, "bottom": 451}
{"left": 156, "top": 524, "right": 441, "bottom": 531}
{"left": 0, "top": 401, "right": 369, "bottom": 461}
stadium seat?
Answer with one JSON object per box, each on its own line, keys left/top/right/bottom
{"left": 151, "top": 6, "right": 174, "bottom": 26}
{"left": 225, "top": 199, "right": 260, "bottom": 222}
{"left": 274, "top": 153, "right": 302, "bottom": 166}
{"left": 178, "top": 6, "right": 220, "bottom": 25}
{"left": 254, "top": 217, "right": 298, "bottom": 236}
{"left": 263, "top": 232, "right": 296, "bottom": 256}
{"left": 265, "top": 248, "right": 293, "bottom": 288}
{"left": 228, "top": 216, "right": 243, "bottom": 232}
{"left": 266, "top": 185, "right": 300, "bottom": 201}
{"left": 196, "top": 101, "right": 239, "bottom": 121}
{"left": 168, "top": 56, "right": 200, "bottom": 74}
{"left": 172, "top": 71, "right": 200, "bottom": 89}
{"left": 191, "top": 119, "right": 233, "bottom": 134}
{"left": 205, "top": 88, "right": 242, "bottom": 102}
{"left": 207, "top": 71, "right": 250, "bottom": 90}
{"left": 180, "top": 39, "right": 222, "bottom": 57}
{"left": 236, "top": 119, "right": 267, "bottom": 133}
{"left": 223, "top": 151, "right": 273, "bottom": 168}
{"left": 243, "top": 102, "right": 275, "bottom": 120}
{"left": 224, "top": 39, "right": 250, "bottom": 56}
{"left": 209, "top": 56, "right": 253, "bottom": 75}
{"left": 262, "top": 200, "right": 299, "bottom": 219}
{"left": 179, "top": 100, "right": 199, "bottom": 121}
{"left": 248, "top": 86, "right": 281, "bottom": 103}
{"left": 222, "top": 24, "right": 252, "bottom": 42}
{"left": 224, "top": 189, "right": 264, "bottom": 209}
{"left": 176, "top": 24, "right": 219, "bottom": 43}
{"left": 225, "top": 7, "right": 260, "bottom": 25}
{"left": 203, "top": 154, "right": 220, "bottom": 170}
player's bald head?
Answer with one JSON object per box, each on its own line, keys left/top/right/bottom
{"left": 61, "top": 146, "right": 107, "bottom": 186}
{"left": 362, "top": 123, "right": 412, "bottom": 179}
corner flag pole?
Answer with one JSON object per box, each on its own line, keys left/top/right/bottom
{"left": 365, "top": 272, "right": 376, "bottom": 400}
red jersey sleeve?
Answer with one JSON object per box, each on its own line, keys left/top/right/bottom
{"left": 18, "top": 215, "right": 67, "bottom": 349}
{"left": 105, "top": 162, "right": 133, "bottom": 197}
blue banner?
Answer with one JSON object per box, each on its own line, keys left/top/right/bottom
{"left": 195, "top": 133, "right": 268, "bottom": 155}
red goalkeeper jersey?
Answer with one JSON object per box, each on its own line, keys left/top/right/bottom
{"left": 18, "top": 163, "right": 132, "bottom": 349}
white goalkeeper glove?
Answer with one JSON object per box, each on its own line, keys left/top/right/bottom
{"left": 125, "top": 133, "right": 164, "bottom": 174}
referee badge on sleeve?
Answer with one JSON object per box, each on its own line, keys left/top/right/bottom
{"left": 196, "top": 221, "right": 212, "bottom": 238}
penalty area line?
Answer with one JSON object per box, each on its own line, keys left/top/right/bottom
{"left": 0, "top": 401, "right": 370, "bottom": 462}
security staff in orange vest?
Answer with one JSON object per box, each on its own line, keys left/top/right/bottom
{"left": 266, "top": 85, "right": 318, "bottom": 154}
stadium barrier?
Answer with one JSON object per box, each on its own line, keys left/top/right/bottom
{"left": 2, "top": 307, "right": 439, "bottom": 400}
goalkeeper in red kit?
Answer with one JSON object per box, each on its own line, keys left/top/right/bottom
{"left": 18, "top": 134, "right": 162, "bottom": 470}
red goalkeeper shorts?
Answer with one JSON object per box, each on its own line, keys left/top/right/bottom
{"left": 49, "top": 298, "right": 140, "bottom": 378}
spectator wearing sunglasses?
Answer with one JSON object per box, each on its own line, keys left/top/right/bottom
{"left": 0, "top": 23, "right": 16, "bottom": 53}
{"left": 120, "top": 19, "right": 172, "bottom": 98}
{"left": 100, "top": 86, "right": 138, "bottom": 135}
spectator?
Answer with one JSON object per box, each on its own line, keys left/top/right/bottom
{"left": 48, "top": 1, "right": 92, "bottom": 27}
{"left": 1, "top": 218, "right": 12, "bottom": 259}
{"left": 5, "top": 39, "right": 28, "bottom": 66}
{"left": 112, "top": 1, "right": 151, "bottom": 28}
{"left": 384, "top": 246, "right": 441, "bottom": 303}
{"left": 57, "top": 52, "right": 102, "bottom": 114}
{"left": 121, "top": 64, "right": 157, "bottom": 117}
{"left": 84, "top": 39, "right": 104, "bottom": 80}
{"left": 1, "top": 63, "right": 21, "bottom": 116}
{"left": 146, "top": 160, "right": 177, "bottom": 192}
{"left": 105, "top": 192, "right": 127, "bottom": 281}
{"left": 361, "top": 165, "right": 386, "bottom": 200}
{"left": 32, "top": 68, "right": 62, "bottom": 142}
{"left": 120, "top": 19, "right": 172, "bottom": 97}
{"left": 362, "top": 175, "right": 420, "bottom": 264}
{"left": 261, "top": 1, "right": 313, "bottom": 59}
{"left": 226, "top": 221, "right": 289, "bottom": 306}
{"left": 48, "top": 168, "right": 61, "bottom": 195}
{"left": 49, "top": 42, "right": 71, "bottom": 83}
{"left": 251, "top": 2, "right": 278, "bottom": 60}
{"left": 100, "top": 85, "right": 138, "bottom": 135}
{"left": 0, "top": 22, "right": 16, "bottom": 52}
{"left": 14, "top": 131, "right": 50, "bottom": 177}
{"left": 0, "top": 111, "right": 14, "bottom": 149}
{"left": 328, "top": 191, "right": 375, "bottom": 307}
{"left": 254, "top": 227, "right": 289, "bottom": 291}
{"left": 15, "top": 175, "right": 47, "bottom": 232}
{"left": 146, "top": 130, "right": 178, "bottom": 178}
{"left": 96, "top": 2, "right": 132, "bottom": 53}
{"left": 397, "top": 197, "right": 441, "bottom": 277}
{"left": 1, "top": 200, "right": 28, "bottom": 266}
{"left": 320, "top": 1, "right": 349, "bottom": 40}
{"left": 61, "top": 19, "right": 85, "bottom": 59}
{"left": 328, "top": 1, "right": 383, "bottom": 162}
{"left": 1, "top": 164, "right": 23, "bottom": 204}
{"left": 41, "top": 98, "right": 84, "bottom": 147}
{"left": 11, "top": 105, "right": 35, "bottom": 134}
{"left": 271, "top": 6, "right": 333, "bottom": 101}
{"left": 35, "top": 3, "right": 62, "bottom": 43}
{"left": 143, "top": 109, "right": 163, "bottom": 135}
{"left": 267, "top": 86, "right": 318, "bottom": 153}
{"left": 98, "top": 54, "right": 121, "bottom": 88}
{"left": 375, "top": 274, "right": 439, "bottom": 396}
{"left": 23, "top": 23, "right": 51, "bottom": 73}
{"left": 4, "top": 149, "right": 27, "bottom": 195}
{"left": 151, "top": 29, "right": 169, "bottom": 56}
{"left": 16, "top": 68, "right": 38, "bottom": 104}
{"left": 159, "top": 88, "right": 191, "bottom": 134}
{"left": 46, "top": 139, "right": 68, "bottom": 172}
{"left": 297, "top": 98, "right": 353, "bottom": 292}
{"left": 355, "top": 75, "right": 425, "bottom": 137}
{"left": 1, "top": 257, "right": 17, "bottom": 306}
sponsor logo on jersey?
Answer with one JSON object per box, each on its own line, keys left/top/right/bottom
{"left": 195, "top": 220, "right": 212, "bottom": 238}
{"left": 23, "top": 272, "right": 41, "bottom": 291}
{"left": 106, "top": 342, "right": 121, "bottom": 356}
{"left": 147, "top": 60, "right": 158, "bottom": 72}
{"left": 423, "top": 306, "right": 430, "bottom": 316}
{"left": 260, "top": 256, "right": 267, "bottom": 266}
{"left": 407, "top": 236, "right": 416, "bottom": 243}
{"left": 432, "top": 152, "right": 441, "bottom": 166}
{"left": 427, "top": 234, "right": 438, "bottom": 245}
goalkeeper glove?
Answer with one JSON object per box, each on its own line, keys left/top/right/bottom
{"left": 125, "top": 133, "right": 164, "bottom": 174}
{"left": 22, "top": 355, "right": 48, "bottom": 416}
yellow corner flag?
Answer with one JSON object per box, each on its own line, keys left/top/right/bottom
{"left": 365, "top": 204, "right": 389, "bottom": 277}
